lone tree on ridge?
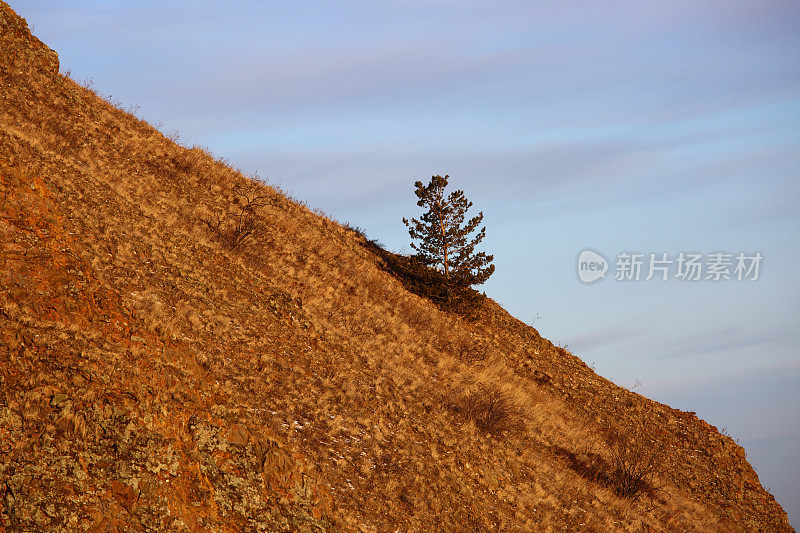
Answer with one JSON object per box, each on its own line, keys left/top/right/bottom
{"left": 402, "top": 174, "right": 494, "bottom": 308}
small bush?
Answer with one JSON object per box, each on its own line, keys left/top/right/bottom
{"left": 204, "top": 183, "right": 272, "bottom": 249}
{"left": 553, "top": 419, "right": 662, "bottom": 501}
{"left": 449, "top": 386, "right": 521, "bottom": 435}
{"left": 607, "top": 432, "right": 661, "bottom": 500}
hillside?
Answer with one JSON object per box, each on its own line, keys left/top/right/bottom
{"left": 0, "top": 3, "right": 792, "bottom": 531}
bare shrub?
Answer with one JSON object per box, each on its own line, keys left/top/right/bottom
{"left": 606, "top": 431, "right": 662, "bottom": 500}
{"left": 203, "top": 183, "right": 272, "bottom": 249}
{"left": 450, "top": 385, "right": 521, "bottom": 435}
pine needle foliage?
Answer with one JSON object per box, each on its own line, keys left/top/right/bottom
{"left": 402, "top": 175, "right": 494, "bottom": 309}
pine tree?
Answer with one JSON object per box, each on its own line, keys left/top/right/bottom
{"left": 402, "top": 174, "right": 494, "bottom": 307}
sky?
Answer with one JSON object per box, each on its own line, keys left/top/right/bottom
{"left": 13, "top": 0, "right": 800, "bottom": 526}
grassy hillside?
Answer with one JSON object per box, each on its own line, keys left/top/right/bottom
{"left": 0, "top": 3, "right": 792, "bottom": 531}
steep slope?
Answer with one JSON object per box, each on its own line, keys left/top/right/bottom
{"left": 0, "top": 3, "right": 792, "bottom": 531}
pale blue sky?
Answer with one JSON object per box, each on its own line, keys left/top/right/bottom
{"left": 14, "top": 0, "right": 799, "bottom": 525}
